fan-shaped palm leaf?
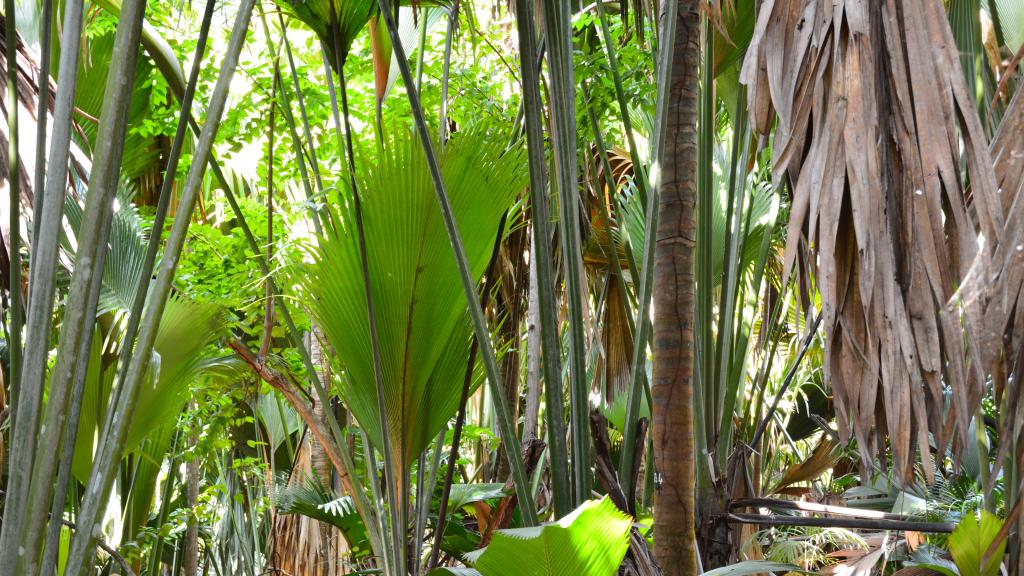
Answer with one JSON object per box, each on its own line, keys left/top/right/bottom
{"left": 274, "top": 0, "right": 377, "bottom": 68}
{"left": 275, "top": 478, "right": 372, "bottom": 560}
{"left": 62, "top": 182, "right": 147, "bottom": 315}
{"left": 304, "top": 125, "right": 524, "bottom": 470}
{"left": 621, "top": 144, "right": 776, "bottom": 288}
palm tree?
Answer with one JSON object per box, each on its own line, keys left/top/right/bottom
{"left": 652, "top": 1, "right": 702, "bottom": 574}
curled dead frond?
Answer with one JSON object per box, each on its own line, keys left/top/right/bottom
{"left": 741, "top": 0, "right": 1010, "bottom": 484}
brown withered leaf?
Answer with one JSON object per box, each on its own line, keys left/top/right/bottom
{"left": 771, "top": 436, "right": 838, "bottom": 493}
{"left": 741, "top": 0, "right": 1011, "bottom": 484}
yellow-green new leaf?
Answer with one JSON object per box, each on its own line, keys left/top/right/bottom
{"left": 949, "top": 511, "right": 1007, "bottom": 576}
{"left": 459, "top": 497, "right": 633, "bottom": 576}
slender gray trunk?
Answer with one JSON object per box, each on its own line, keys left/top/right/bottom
{"left": 0, "top": 0, "right": 85, "bottom": 569}
{"left": 63, "top": 2, "right": 256, "bottom": 571}
{"left": 523, "top": 240, "right": 542, "bottom": 442}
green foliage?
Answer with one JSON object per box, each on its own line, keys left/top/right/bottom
{"left": 445, "top": 483, "right": 509, "bottom": 512}
{"left": 430, "top": 497, "right": 632, "bottom": 576}
{"left": 304, "top": 125, "right": 525, "bottom": 465}
{"left": 948, "top": 511, "right": 1007, "bottom": 576}
{"left": 273, "top": 0, "right": 376, "bottom": 67}
{"left": 275, "top": 478, "right": 373, "bottom": 559}
{"left": 73, "top": 12, "right": 173, "bottom": 183}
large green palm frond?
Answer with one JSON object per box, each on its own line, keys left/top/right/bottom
{"left": 305, "top": 125, "right": 525, "bottom": 467}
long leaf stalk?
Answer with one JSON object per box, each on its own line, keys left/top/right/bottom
{"left": 39, "top": 269, "right": 106, "bottom": 576}
{"left": 374, "top": 0, "right": 539, "bottom": 527}
{"left": 36, "top": 3, "right": 216, "bottom": 568}
{"left": 360, "top": 426, "right": 392, "bottom": 575}
{"left": 49, "top": 4, "right": 213, "bottom": 568}
{"left": 4, "top": 0, "right": 21, "bottom": 446}
{"left": 748, "top": 313, "right": 823, "bottom": 451}
{"left": 258, "top": 5, "right": 323, "bottom": 238}
{"left": 593, "top": 0, "right": 651, "bottom": 206}
{"left": 710, "top": 93, "right": 752, "bottom": 468}
{"left": 411, "top": 430, "right": 443, "bottom": 576}
{"left": 617, "top": 0, "right": 677, "bottom": 493}
{"left": 439, "top": 0, "right": 459, "bottom": 149}
{"left": 415, "top": 11, "right": 428, "bottom": 90}
{"left": 146, "top": 431, "right": 182, "bottom": 575}
{"left": 693, "top": 14, "right": 715, "bottom": 495}
{"left": 23, "top": 0, "right": 150, "bottom": 549}
{"left": 0, "top": 0, "right": 86, "bottom": 568}
{"left": 63, "top": 2, "right": 256, "bottom": 571}
{"left": 512, "top": 0, "right": 570, "bottom": 518}
{"left": 30, "top": 0, "right": 53, "bottom": 250}
{"left": 540, "top": 0, "right": 591, "bottom": 506}
{"left": 279, "top": 12, "right": 327, "bottom": 200}
{"left": 323, "top": 8, "right": 401, "bottom": 569}
{"left": 260, "top": 72, "right": 278, "bottom": 362}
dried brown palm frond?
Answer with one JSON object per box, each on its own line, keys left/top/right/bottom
{"left": 598, "top": 275, "right": 634, "bottom": 402}
{"left": 0, "top": 16, "right": 88, "bottom": 291}
{"left": 954, "top": 81, "right": 1024, "bottom": 495}
{"left": 741, "top": 0, "right": 1009, "bottom": 483}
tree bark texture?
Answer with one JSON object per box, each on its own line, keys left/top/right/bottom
{"left": 652, "top": 1, "right": 701, "bottom": 575}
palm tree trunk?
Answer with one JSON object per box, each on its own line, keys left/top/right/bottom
{"left": 265, "top": 329, "right": 348, "bottom": 576}
{"left": 651, "top": 1, "right": 701, "bottom": 574}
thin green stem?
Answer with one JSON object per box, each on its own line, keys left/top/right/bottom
{"left": 540, "top": 0, "right": 590, "bottom": 506}
{"left": 512, "top": 0, "right": 570, "bottom": 518}
{"left": 594, "top": 0, "right": 651, "bottom": 207}
{"left": 30, "top": 0, "right": 52, "bottom": 250}
{"left": 439, "top": 0, "right": 460, "bottom": 150}
{"left": 258, "top": 5, "right": 323, "bottom": 237}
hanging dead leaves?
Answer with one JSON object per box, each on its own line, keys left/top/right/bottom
{"left": 741, "top": 0, "right": 1024, "bottom": 484}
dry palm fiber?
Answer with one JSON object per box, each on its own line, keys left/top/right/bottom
{"left": 955, "top": 82, "right": 1024, "bottom": 492}
{"left": 741, "top": 0, "right": 1007, "bottom": 484}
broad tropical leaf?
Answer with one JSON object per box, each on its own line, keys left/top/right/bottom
{"left": 445, "top": 497, "right": 632, "bottom": 576}
{"left": 304, "top": 125, "right": 525, "bottom": 468}
{"left": 62, "top": 183, "right": 146, "bottom": 315}
{"left": 446, "top": 483, "right": 509, "bottom": 512}
{"left": 71, "top": 295, "right": 224, "bottom": 481}
{"left": 948, "top": 511, "right": 1007, "bottom": 576}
